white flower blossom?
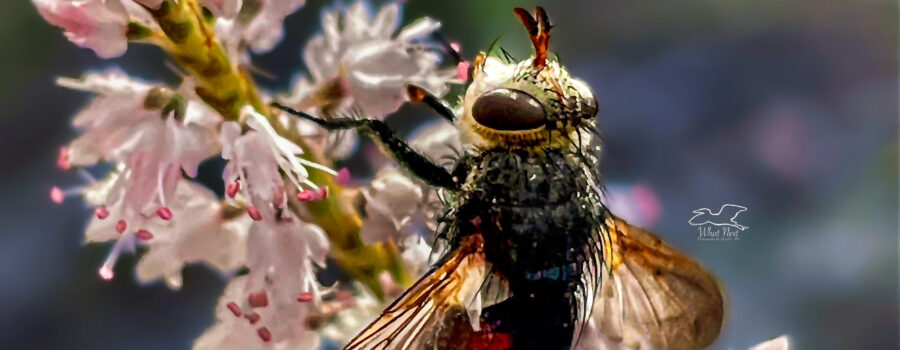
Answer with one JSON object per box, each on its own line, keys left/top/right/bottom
{"left": 56, "top": 71, "right": 222, "bottom": 281}
{"left": 220, "top": 107, "right": 336, "bottom": 211}
{"left": 33, "top": 0, "right": 129, "bottom": 58}
{"left": 195, "top": 207, "right": 328, "bottom": 349}
{"left": 303, "top": 2, "right": 457, "bottom": 117}
{"left": 360, "top": 122, "right": 461, "bottom": 245}
{"left": 133, "top": 181, "right": 251, "bottom": 289}
{"left": 32, "top": 0, "right": 158, "bottom": 58}
{"left": 134, "top": 0, "right": 163, "bottom": 9}
{"left": 216, "top": 0, "right": 306, "bottom": 54}
{"left": 360, "top": 168, "right": 423, "bottom": 244}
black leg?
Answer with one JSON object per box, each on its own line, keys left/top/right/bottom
{"left": 406, "top": 84, "right": 456, "bottom": 123}
{"left": 271, "top": 103, "right": 458, "bottom": 190}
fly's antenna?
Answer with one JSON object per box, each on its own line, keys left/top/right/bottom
{"left": 513, "top": 6, "right": 552, "bottom": 70}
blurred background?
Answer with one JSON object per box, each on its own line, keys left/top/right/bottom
{"left": 1, "top": 0, "right": 897, "bottom": 349}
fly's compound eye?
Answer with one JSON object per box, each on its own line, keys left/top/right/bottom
{"left": 570, "top": 79, "right": 598, "bottom": 119}
{"left": 472, "top": 89, "right": 547, "bottom": 131}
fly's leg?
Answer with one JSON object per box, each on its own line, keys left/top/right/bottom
{"left": 271, "top": 102, "right": 458, "bottom": 190}
{"left": 406, "top": 84, "right": 457, "bottom": 122}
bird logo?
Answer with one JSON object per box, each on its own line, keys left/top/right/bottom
{"left": 688, "top": 204, "right": 749, "bottom": 231}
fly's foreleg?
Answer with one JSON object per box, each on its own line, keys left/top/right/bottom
{"left": 271, "top": 103, "right": 458, "bottom": 190}
{"left": 405, "top": 84, "right": 457, "bottom": 123}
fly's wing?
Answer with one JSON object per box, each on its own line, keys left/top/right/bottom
{"left": 344, "top": 234, "right": 490, "bottom": 350}
{"left": 586, "top": 215, "right": 724, "bottom": 350}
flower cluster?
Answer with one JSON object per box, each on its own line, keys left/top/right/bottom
{"left": 37, "top": 0, "right": 459, "bottom": 348}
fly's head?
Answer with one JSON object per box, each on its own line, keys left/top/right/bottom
{"left": 459, "top": 7, "right": 598, "bottom": 152}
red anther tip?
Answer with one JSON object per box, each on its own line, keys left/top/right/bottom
{"left": 99, "top": 266, "right": 114, "bottom": 281}
{"left": 257, "top": 327, "right": 272, "bottom": 342}
{"left": 50, "top": 187, "right": 64, "bottom": 204}
{"left": 156, "top": 207, "right": 173, "bottom": 221}
{"left": 296, "top": 190, "right": 316, "bottom": 202}
{"left": 248, "top": 290, "right": 269, "bottom": 308}
{"left": 226, "top": 302, "right": 242, "bottom": 317}
{"left": 457, "top": 61, "right": 471, "bottom": 81}
{"left": 94, "top": 206, "right": 110, "bottom": 220}
{"left": 115, "top": 220, "right": 127, "bottom": 234}
{"left": 136, "top": 229, "right": 153, "bottom": 241}
{"left": 335, "top": 168, "right": 351, "bottom": 186}
{"left": 57, "top": 147, "right": 71, "bottom": 170}
{"left": 247, "top": 206, "right": 263, "bottom": 221}
{"left": 296, "top": 292, "right": 313, "bottom": 303}
{"left": 226, "top": 180, "right": 241, "bottom": 198}
{"left": 244, "top": 312, "right": 260, "bottom": 324}
{"left": 316, "top": 186, "right": 329, "bottom": 200}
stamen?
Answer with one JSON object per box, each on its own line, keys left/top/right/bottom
{"left": 296, "top": 292, "right": 313, "bottom": 302}
{"left": 248, "top": 290, "right": 269, "bottom": 308}
{"left": 297, "top": 158, "right": 337, "bottom": 175}
{"left": 57, "top": 146, "right": 70, "bottom": 170}
{"left": 50, "top": 186, "right": 82, "bottom": 204}
{"left": 247, "top": 206, "right": 263, "bottom": 221}
{"left": 95, "top": 206, "right": 110, "bottom": 220}
{"left": 156, "top": 207, "right": 173, "bottom": 221}
{"left": 115, "top": 220, "right": 127, "bottom": 234}
{"left": 156, "top": 163, "right": 171, "bottom": 207}
{"left": 226, "top": 179, "right": 241, "bottom": 198}
{"left": 77, "top": 169, "right": 97, "bottom": 184}
{"left": 301, "top": 178, "right": 320, "bottom": 190}
{"left": 98, "top": 266, "right": 114, "bottom": 281}
{"left": 98, "top": 235, "right": 133, "bottom": 281}
{"left": 226, "top": 302, "right": 242, "bottom": 317}
{"left": 136, "top": 229, "right": 153, "bottom": 241}
{"left": 50, "top": 187, "right": 65, "bottom": 204}
{"left": 244, "top": 312, "right": 260, "bottom": 324}
{"left": 257, "top": 327, "right": 272, "bottom": 342}
{"left": 296, "top": 190, "right": 316, "bottom": 202}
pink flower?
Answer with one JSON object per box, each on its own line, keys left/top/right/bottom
{"left": 56, "top": 72, "right": 224, "bottom": 283}
{"left": 195, "top": 207, "right": 328, "bottom": 349}
{"left": 302, "top": 2, "right": 457, "bottom": 117}
{"left": 33, "top": 0, "right": 130, "bottom": 58}
{"left": 360, "top": 168, "right": 423, "bottom": 244}
{"left": 132, "top": 182, "right": 251, "bottom": 288}
{"left": 58, "top": 72, "right": 221, "bottom": 174}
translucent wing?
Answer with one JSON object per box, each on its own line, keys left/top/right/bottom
{"left": 584, "top": 215, "right": 724, "bottom": 350}
{"left": 344, "top": 234, "right": 490, "bottom": 350}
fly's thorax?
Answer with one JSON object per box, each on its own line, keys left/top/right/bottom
{"left": 457, "top": 148, "right": 600, "bottom": 208}
{"left": 457, "top": 54, "right": 598, "bottom": 152}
